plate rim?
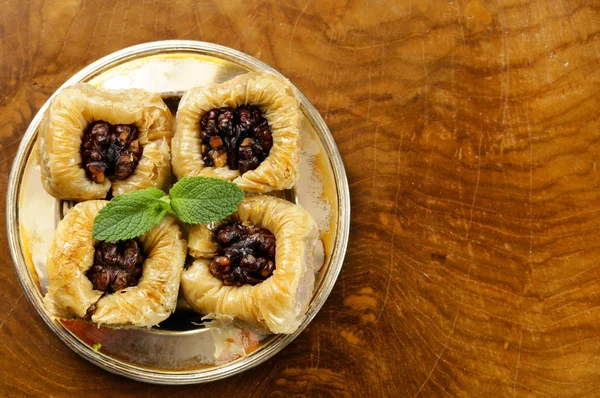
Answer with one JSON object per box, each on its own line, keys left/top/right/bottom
{"left": 6, "top": 40, "right": 350, "bottom": 384}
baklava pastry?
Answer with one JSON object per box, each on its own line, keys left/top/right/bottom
{"left": 172, "top": 72, "right": 301, "bottom": 193}
{"left": 38, "top": 83, "right": 173, "bottom": 201}
{"left": 43, "top": 201, "right": 187, "bottom": 328}
{"left": 181, "top": 196, "right": 319, "bottom": 334}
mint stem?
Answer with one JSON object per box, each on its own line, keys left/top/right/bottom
{"left": 92, "top": 178, "right": 244, "bottom": 241}
{"left": 159, "top": 195, "right": 171, "bottom": 206}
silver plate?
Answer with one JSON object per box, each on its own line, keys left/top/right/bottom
{"left": 6, "top": 41, "right": 350, "bottom": 384}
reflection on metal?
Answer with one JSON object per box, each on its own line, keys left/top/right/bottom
{"left": 7, "top": 41, "right": 350, "bottom": 384}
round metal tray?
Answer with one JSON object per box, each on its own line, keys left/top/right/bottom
{"left": 6, "top": 41, "right": 350, "bottom": 384}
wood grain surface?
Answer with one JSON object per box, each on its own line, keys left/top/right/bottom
{"left": 1, "top": 0, "right": 600, "bottom": 396}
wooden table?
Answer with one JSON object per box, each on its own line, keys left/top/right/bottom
{"left": 1, "top": 0, "right": 599, "bottom": 396}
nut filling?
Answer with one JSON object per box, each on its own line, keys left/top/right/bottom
{"left": 210, "top": 222, "right": 276, "bottom": 286}
{"left": 86, "top": 240, "right": 145, "bottom": 293}
{"left": 200, "top": 105, "right": 273, "bottom": 174}
{"left": 81, "top": 121, "right": 143, "bottom": 183}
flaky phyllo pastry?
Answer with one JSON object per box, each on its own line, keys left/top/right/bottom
{"left": 43, "top": 201, "right": 187, "bottom": 328}
{"left": 181, "top": 196, "right": 319, "bottom": 334}
{"left": 172, "top": 72, "right": 301, "bottom": 193}
{"left": 37, "top": 83, "right": 173, "bottom": 200}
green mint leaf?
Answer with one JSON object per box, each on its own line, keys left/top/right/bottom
{"left": 92, "top": 187, "right": 170, "bottom": 241}
{"left": 92, "top": 343, "right": 102, "bottom": 351}
{"left": 169, "top": 177, "right": 244, "bottom": 224}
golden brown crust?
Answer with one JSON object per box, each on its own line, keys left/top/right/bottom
{"left": 43, "top": 201, "right": 187, "bottom": 328}
{"left": 172, "top": 72, "right": 301, "bottom": 193}
{"left": 181, "top": 196, "right": 318, "bottom": 334}
{"left": 186, "top": 223, "right": 220, "bottom": 259}
{"left": 37, "top": 83, "right": 173, "bottom": 200}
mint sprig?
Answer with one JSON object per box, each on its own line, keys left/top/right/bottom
{"left": 169, "top": 176, "right": 245, "bottom": 224}
{"left": 92, "top": 187, "right": 170, "bottom": 241}
{"left": 92, "top": 177, "right": 245, "bottom": 242}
